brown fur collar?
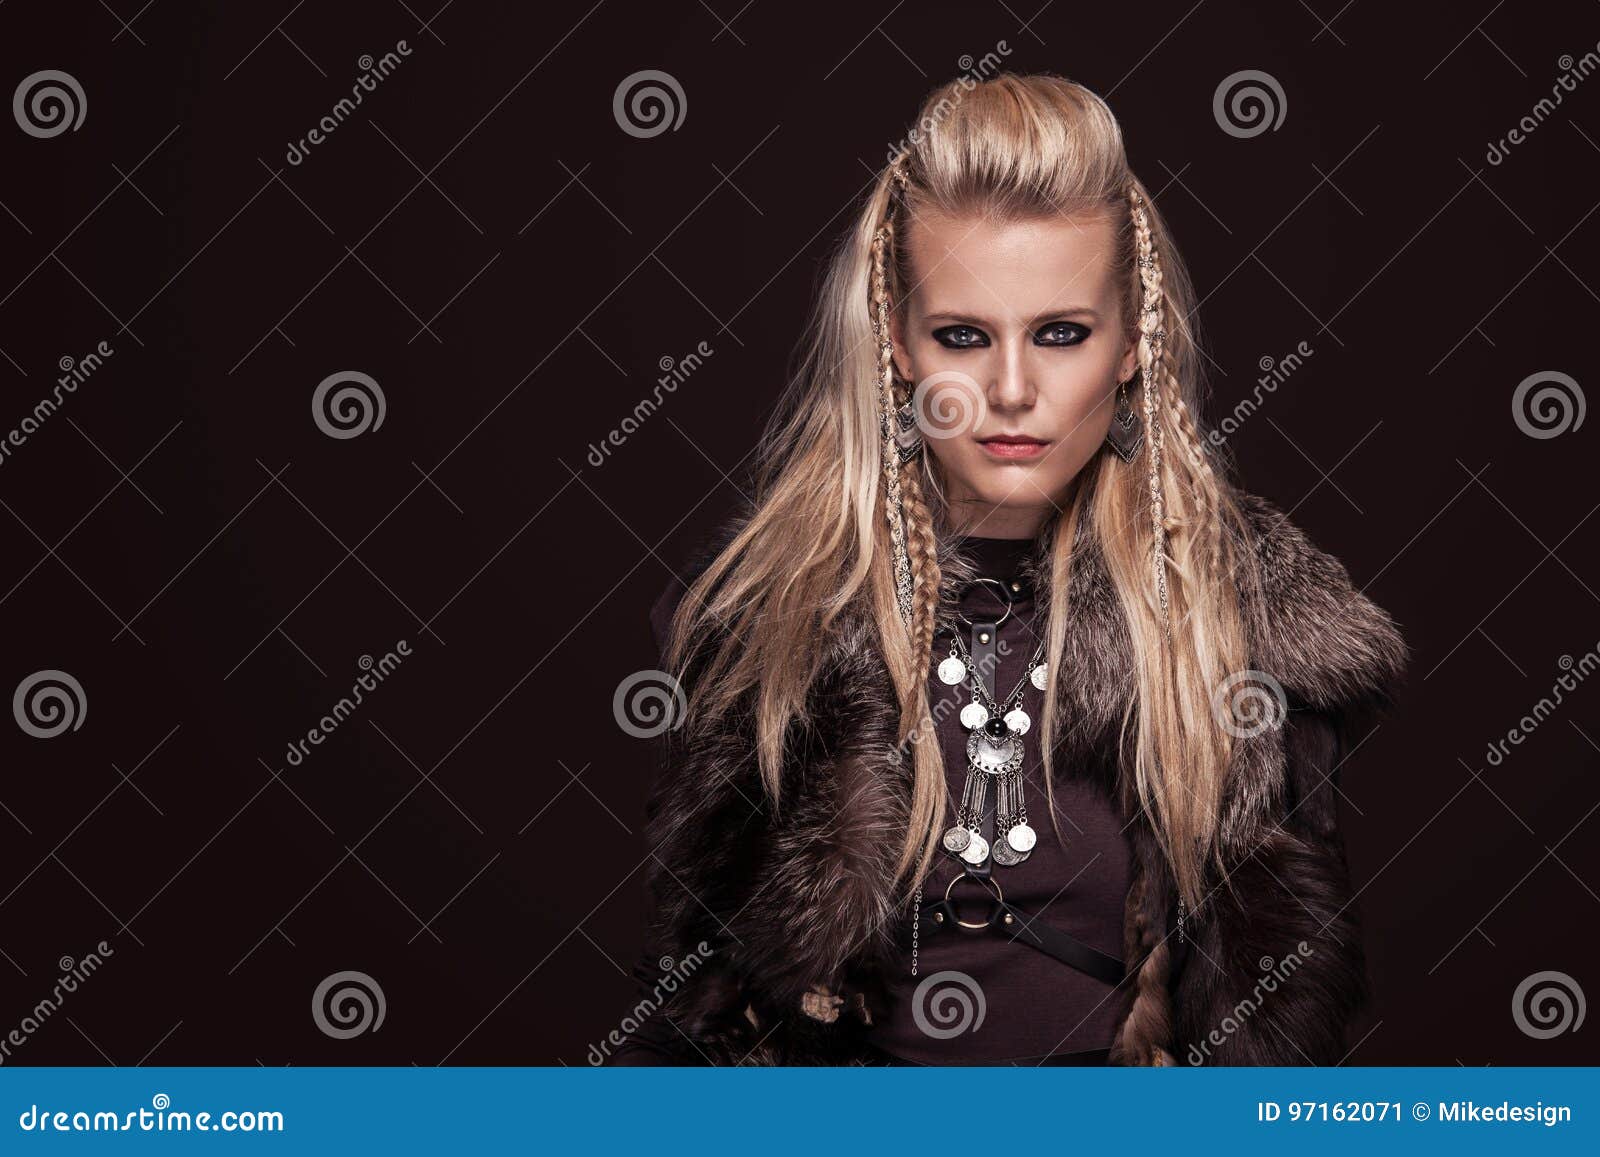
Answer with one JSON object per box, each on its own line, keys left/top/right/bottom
{"left": 639, "top": 489, "right": 1407, "bottom": 1065}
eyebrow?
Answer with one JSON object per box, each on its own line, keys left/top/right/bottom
{"left": 922, "top": 307, "right": 1104, "bottom": 327}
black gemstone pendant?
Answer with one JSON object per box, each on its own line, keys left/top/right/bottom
{"left": 983, "top": 716, "right": 1009, "bottom": 740}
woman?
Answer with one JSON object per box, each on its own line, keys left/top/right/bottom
{"left": 606, "top": 72, "right": 1406, "bottom": 1066}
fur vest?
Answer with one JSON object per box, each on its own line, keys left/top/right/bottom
{"left": 636, "top": 490, "right": 1407, "bottom": 1065}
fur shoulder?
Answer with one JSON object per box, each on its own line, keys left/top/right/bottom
{"left": 1231, "top": 491, "right": 1409, "bottom": 715}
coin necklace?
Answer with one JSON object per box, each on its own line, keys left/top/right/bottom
{"left": 935, "top": 629, "right": 1048, "bottom": 869}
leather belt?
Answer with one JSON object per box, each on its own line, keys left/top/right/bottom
{"left": 917, "top": 871, "right": 1126, "bottom": 987}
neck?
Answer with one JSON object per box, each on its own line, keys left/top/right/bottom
{"left": 948, "top": 501, "right": 1050, "bottom": 540}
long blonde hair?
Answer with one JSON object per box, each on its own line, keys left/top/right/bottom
{"left": 662, "top": 72, "right": 1251, "bottom": 924}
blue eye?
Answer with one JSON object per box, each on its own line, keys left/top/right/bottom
{"left": 932, "top": 325, "right": 989, "bottom": 349}
{"left": 1035, "top": 322, "right": 1090, "bottom": 346}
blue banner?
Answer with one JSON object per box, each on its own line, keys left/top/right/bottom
{"left": 1, "top": 1067, "right": 1594, "bottom": 1153}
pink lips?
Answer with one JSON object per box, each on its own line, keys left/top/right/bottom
{"left": 978, "top": 436, "right": 1050, "bottom": 460}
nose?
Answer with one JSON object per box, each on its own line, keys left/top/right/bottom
{"left": 987, "top": 335, "right": 1034, "bottom": 411}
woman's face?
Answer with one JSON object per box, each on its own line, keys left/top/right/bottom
{"left": 889, "top": 207, "right": 1139, "bottom": 538}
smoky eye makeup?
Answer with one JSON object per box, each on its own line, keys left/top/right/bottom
{"left": 930, "top": 324, "right": 989, "bottom": 349}
{"left": 1033, "top": 321, "right": 1091, "bottom": 346}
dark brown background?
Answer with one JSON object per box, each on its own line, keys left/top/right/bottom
{"left": 0, "top": 0, "right": 1594, "bottom": 1065}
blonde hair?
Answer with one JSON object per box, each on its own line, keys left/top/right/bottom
{"left": 662, "top": 72, "right": 1253, "bottom": 1061}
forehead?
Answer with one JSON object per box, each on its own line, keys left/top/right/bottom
{"left": 900, "top": 207, "right": 1122, "bottom": 319}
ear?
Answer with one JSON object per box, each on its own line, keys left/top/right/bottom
{"left": 888, "top": 306, "right": 913, "bottom": 383}
{"left": 1115, "top": 332, "right": 1139, "bottom": 384}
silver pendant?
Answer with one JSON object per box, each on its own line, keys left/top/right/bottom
{"left": 1003, "top": 707, "right": 1030, "bottom": 736}
{"left": 1006, "top": 822, "right": 1037, "bottom": 853}
{"left": 959, "top": 701, "right": 989, "bottom": 730}
{"left": 959, "top": 832, "right": 990, "bottom": 865}
{"left": 968, "top": 731, "right": 1023, "bottom": 775}
{"left": 942, "top": 825, "right": 972, "bottom": 854}
{"left": 1030, "top": 662, "right": 1048, "bottom": 690}
{"left": 937, "top": 656, "right": 966, "bottom": 685}
{"left": 991, "top": 836, "right": 1022, "bottom": 866}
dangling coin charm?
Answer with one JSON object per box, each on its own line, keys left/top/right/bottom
{"left": 991, "top": 835, "right": 1022, "bottom": 866}
{"left": 1030, "top": 662, "right": 1048, "bottom": 691}
{"left": 1006, "top": 822, "right": 1037, "bottom": 853}
{"left": 1003, "top": 707, "right": 1030, "bottom": 736}
{"left": 942, "top": 826, "right": 972, "bottom": 854}
{"left": 959, "top": 832, "right": 990, "bottom": 865}
{"left": 938, "top": 656, "right": 967, "bottom": 686}
{"left": 959, "top": 702, "right": 989, "bottom": 730}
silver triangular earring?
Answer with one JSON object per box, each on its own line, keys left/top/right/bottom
{"left": 1104, "top": 375, "right": 1144, "bottom": 462}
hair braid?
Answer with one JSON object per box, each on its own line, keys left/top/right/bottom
{"left": 1107, "top": 860, "right": 1177, "bottom": 1066}
{"left": 1127, "top": 187, "right": 1172, "bottom": 630}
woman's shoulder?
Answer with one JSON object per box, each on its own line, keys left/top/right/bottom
{"left": 1228, "top": 488, "right": 1410, "bottom": 714}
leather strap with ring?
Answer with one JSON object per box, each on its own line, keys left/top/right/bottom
{"left": 918, "top": 870, "right": 1126, "bottom": 988}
